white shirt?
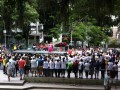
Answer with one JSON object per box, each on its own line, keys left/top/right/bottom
{"left": 31, "top": 59, "right": 37, "bottom": 68}
{"left": 9, "top": 59, "right": 16, "bottom": 68}
{"left": 68, "top": 57, "right": 74, "bottom": 63}
{"left": 54, "top": 56, "right": 60, "bottom": 61}
{"left": 55, "top": 61, "right": 61, "bottom": 69}
{"left": 6, "top": 62, "right": 13, "bottom": 70}
{"left": 61, "top": 60, "right": 67, "bottom": 69}
{"left": 49, "top": 60, "right": 55, "bottom": 69}
{"left": 43, "top": 61, "right": 49, "bottom": 69}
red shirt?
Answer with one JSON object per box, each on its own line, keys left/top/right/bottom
{"left": 18, "top": 59, "right": 26, "bottom": 69}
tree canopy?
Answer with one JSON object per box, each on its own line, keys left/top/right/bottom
{"left": 0, "top": 0, "right": 120, "bottom": 47}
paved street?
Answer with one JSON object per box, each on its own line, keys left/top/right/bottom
{"left": 0, "top": 69, "right": 21, "bottom": 82}
{"left": 0, "top": 69, "right": 119, "bottom": 90}
{"left": 0, "top": 61, "right": 120, "bottom": 81}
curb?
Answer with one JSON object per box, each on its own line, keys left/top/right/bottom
{"left": 24, "top": 77, "right": 120, "bottom": 86}
{"left": 0, "top": 80, "right": 25, "bottom": 86}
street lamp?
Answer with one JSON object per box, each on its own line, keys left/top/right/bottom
{"left": 3, "top": 30, "right": 6, "bottom": 48}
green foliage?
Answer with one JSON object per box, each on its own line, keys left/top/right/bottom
{"left": 72, "top": 20, "right": 107, "bottom": 46}
{"left": 87, "top": 25, "right": 106, "bottom": 46}
{"left": 72, "top": 22, "right": 86, "bottom": 41}
{"left": 15, "top": 34, "right": 22, "bottom": 40}
{"left": 50, "top": 24, "right": 61, "bottom": 39}
{"left": 24, "top": 2, "right": 39, "bottom": 24}
{"left": 0, "top": 0, "right": 120, "bottom": 47}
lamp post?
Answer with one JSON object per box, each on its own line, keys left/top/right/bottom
{"left": 3, "top": 30, "right": 6, "bottom": 48}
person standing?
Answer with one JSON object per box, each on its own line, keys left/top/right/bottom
{"left": 9, "top": 57, "right": 16, "bottom": 77}
{"left": 89, "top": 60, "right": 94, "bottom": 79}
{"left": 100, "top": 59, "right": 106, "bottom": 79}
{"left": 15, "top": 57, "right": 20, "bottom": 76}
{"left": 67, "top": 60, "right": 73, "bottom": 78}
{"left": 78, "top": 59, "right": 84, "bottom": 79}
{"left": 6, "top": 61, "right": 13, "bottom": 82}
{"left": 2, "top": 56, "right": 7, "bottom": 74}
{"left": 84, "top": 61, "right": 90, "bottom": 79}
{"left": 72, "top": 60, "right": 79, "bottom": 78}
{"left": 37, "top": 56, "right": 44, "bottom": 77}
{"left": 49, "top": 59, "right": 55, "bottom": 77}
{"left": 48, "top": 43, "right": 53, "bottom": 52}
{"left": 107, "top": 60, "right": 113, "bottom": 74}
{"left": 24, "top": 57, "right": 30, "bottom": 77}
{"left": 43, "top": 57, "right": 49, "bottom": 77}
{"left": 94, "top": 60, "right": 100, "bottom": 79}
{"left": 61, "top": 57, "right": 67, "bottom": 78}
{"left": 113, "top": 62, "right": 118, "bottom": 80}
{"left": 18, "top": 57, "right": 26, "bottom": 80}
{"left": 54, "top": 59, "right": 61, "bottom": 78}
{"left": 31, "top": 56, "right": 38, "bottom": 77}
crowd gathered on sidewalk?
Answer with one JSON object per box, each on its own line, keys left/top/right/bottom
{"left": 0, "top": 47, "right": 120, "bottom": 82}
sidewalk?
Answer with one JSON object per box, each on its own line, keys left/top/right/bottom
{"left": 0, "top": 70, "right": 119, "bottom": 90}
{"left": 0, "top": 70, "right": 24, "bottom": 85}
{"left": 0, "top": 82, "right": 119, "bottom": 90}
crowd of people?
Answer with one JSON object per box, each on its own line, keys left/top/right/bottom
{"left": 0, "top": 47, "right": 119, "bottom": 83}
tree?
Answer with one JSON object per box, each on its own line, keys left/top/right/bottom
{"left": 50, "top": 24, "right": 61, "bottom": 39}
{"left": 15, "top": 34, "right": 22, "bottom": 44}
{"left": 72, "top": 20, "right": 107, "bottom": 47}
{"left": 87, "top": 24, "right": 106, "bottom": 46}
{"left": 23, "top": 2, "right": 39, "bottom": 47}
{"left": 37, "top": 0, "right": 60, "bottom": 35}
{"left": 72, "top": 22, "right": 86, "bottom": 47}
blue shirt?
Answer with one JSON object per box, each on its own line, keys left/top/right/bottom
{"left": 38, "top": 58, "right": 43, "bottom": 66}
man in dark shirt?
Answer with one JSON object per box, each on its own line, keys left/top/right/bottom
{"left": 100, "top": 59, "right": 106, "bottom": 79}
